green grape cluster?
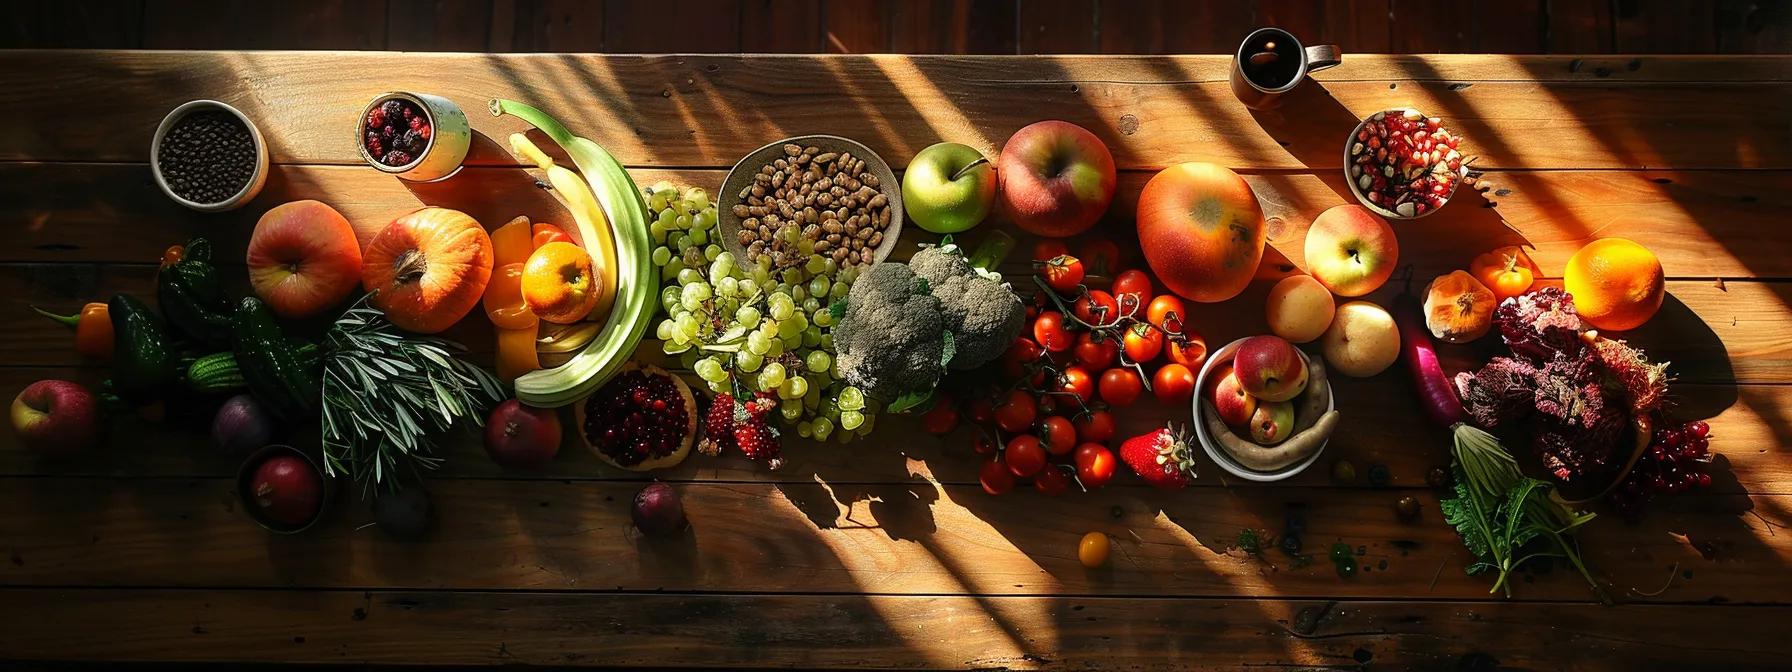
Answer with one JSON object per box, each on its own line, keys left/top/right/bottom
{"left": 645, "top": 182, "right": 879, "bottom": 443}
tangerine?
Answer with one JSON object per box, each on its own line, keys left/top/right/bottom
{"left": 1563, "top": 238, "right": 1663, "bottom": 331}
{"left": 522, "top": 241, "right": 601, "bottom": 324}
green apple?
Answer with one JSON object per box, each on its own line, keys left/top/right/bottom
{"left": 902, "top": 142, "right": 997, "bottom": 234}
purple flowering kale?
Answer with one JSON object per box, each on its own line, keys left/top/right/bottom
{"left": 1494, "top": 287, "right": 1585, "bottom": 362}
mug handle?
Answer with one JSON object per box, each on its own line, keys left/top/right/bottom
{"left": 1305, "top": 44, "right": 1343, "bottom": 73}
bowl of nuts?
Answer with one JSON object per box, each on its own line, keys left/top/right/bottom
{"left": 1344, "top": 108, "right": 1467, "bottom": 219}
{"left": 719, "top": 135, "right": 903, "bottom": 270}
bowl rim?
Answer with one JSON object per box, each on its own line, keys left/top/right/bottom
{"left": 355, "top": 91, "right": 437, "bottom": 173}
{"left": 235, "top": 444, "right": 333, "bottom": 534}
{"left": 1191, "top": 337, "right": 1335, "bottom": 482}
{"left": 150, "top": 99, "right": 268, "bottom": 212}
{"left": 715, "top": 134, "right": 904, "bottom": 268}
{"left": 1341, "top": 107, "right": 1466, "bottom": 220}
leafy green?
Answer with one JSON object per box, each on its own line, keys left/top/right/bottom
{"left": 1443, "top": 424, "right": 1608, "bottom": 602}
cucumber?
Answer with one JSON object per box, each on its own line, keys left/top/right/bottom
{"left": 186, "top": 351, "right": 246, "bottom": 393}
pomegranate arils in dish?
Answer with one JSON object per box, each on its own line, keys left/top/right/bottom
{"left": 1349, "top": 110, "right": 1464, "bottom": 217}
{"left": 581, "top": 368, "right": 694, "bottom": 469}
{"left": 364, "top": 97, "right": 431, "bottom": 168}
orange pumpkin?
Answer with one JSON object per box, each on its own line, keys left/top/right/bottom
{"left": 1423, "top": 270, "right": 1496, "bottom": 343}
{"left": 362, "top": 207, "right": 494, "bottom": 334}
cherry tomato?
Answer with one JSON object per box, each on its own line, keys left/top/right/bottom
{"left": 1002, "top": 337, "right": 1044, "bottom": 378}
{"left": 531, "top": 223, "right": 573, "bottom": 248}
{"left": 1153, "top": 363, "right": 1196, "bottom": 405}
{"left": 1058, "top": 367, "right": 1095, "bottom": 405}
{"left": 1035, "top": 466, "right": 1072, "bottom": 496}
{"left": 1074, "top": 443, "right": 1117, "bottom": 489}
{"left": 1033, "top": 311, "right": 1074, "bottom": 352}
{"left": 972, "top": 433, "right": 997, "bottom": 455}
{"left": 980, "top": 457, "right": 1016, "bottom": 495}
{"left": 159, "top": 244, "right": 186, "bottom": 269}
{"left": 1122, "top": 323, "right": 1164, "bottom": 363}
{"left": 1081, "top": 239, "right": 1120, "bottom": 276}
{"left": 1098, "top": 367, "right": 1143, "bottom": 406}
{"left": 1165, "top": 334, "right": 1209, "bottom": 369}
{"left": 1037, "top": 394, "right": 1060, "bottom": 417}
{"left": 1074, "top": 409, "right": 1116, "bottom": 443}
{"left": 1078, "top": 531, "right": 1111, "bottom": 567}
{"left": 1146, "top": 295, "right": 1187, "bottom": 334}
{"left": 1041, "top": 255, "right": 1086, "bottom": 294}
{"left": 1074, "top": 331, "right": 1118, "bottom": 369}
{"left": 1004, "top": 435, "right": 1047, "bottom": 477}
{"left": 1111, "top": 269, "right": 1153, "bottom": 318}
{"left": 1033, "top": 238, "right": 1069, "bottom": 262}
{"left": 994, "top": 389, "right": 1037, "bottom": 433}
{"left": 1038, "top": 415, "right": 1077, "bottom": 455}
{"left": 920, "top": 394, "right": 959, "bottom": 434}
{"left": 967, "top": 396, "right": 995, "bottom": 425}
{"left": 1072, "top": 290, "right": 1119, "bottom": 326}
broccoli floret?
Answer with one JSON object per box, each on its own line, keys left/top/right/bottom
{"left": 834, "top": 263, "right": 947, "bottom": 402}
{"left": 910, "top": 246, "right": 1024, "bottom": 370}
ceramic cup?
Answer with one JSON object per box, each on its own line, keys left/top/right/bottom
{"left": 1229, "top": 27, "right": 1343, "bottom": 111}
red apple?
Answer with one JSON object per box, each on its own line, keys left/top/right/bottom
{"left": 1249, "top": 400, "right": 1296, "bottom": 445}
{"left": 1136, "top": 162, "right": 1266, "bottom": 303}
{"left": 1303, "top": 204, "right": 1399, "bottom": 297}
{"left": 997, "top": 120, "right": 1117, "bottom": 237}
{"left": 1233, "top": 335, "right": 1308, "bottom": 402}
{"left": 250, "top": 454, "right": 324, "bottom": 527}
{"left": 248, "top": 200, "right": 364, "bottom": 320}
{"left": 1207, "top": 365, "right": 1258, "bottom": 429}
{"left": 10, "top": 380, "right": 101, "bottom": 456}
{"left": 484, "top": 399, "right": 562, "bottom": 468}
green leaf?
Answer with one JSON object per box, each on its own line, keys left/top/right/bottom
{"left": 938, "top": 330, "right": 957, "bottom": 369}
{"left": 887, "top": 389, "right": 935, "bottom": 414}
{"left": 829, "top": 298, "right": 848, "bottom": 322}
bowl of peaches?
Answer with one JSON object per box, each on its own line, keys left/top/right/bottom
{"left": 1193, "top": 335, "right": 1338, "bottom": 481}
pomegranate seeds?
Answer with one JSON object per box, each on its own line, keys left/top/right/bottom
{"left": 363, "top": 97, "right": 431, "bottom": 168}
{"left": 1348, "top": 109, "right": 1464, "bottom": 218}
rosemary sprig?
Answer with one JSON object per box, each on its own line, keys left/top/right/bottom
{"left": 321, "top": 297, "right": 503, "bottom": 493}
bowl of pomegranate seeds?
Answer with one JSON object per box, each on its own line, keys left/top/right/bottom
{"left": 1344, "top": 108, "right": 1466, "bottom": 219}
{"left": 356, "top": 92, "right": 470, "bottom": 182}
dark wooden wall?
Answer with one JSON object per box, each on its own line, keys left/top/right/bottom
{"left": 5, "top": 0, "right": 1789, "bottom": 53}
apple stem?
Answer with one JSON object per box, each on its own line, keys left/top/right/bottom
{"left": 949, "top": 156, "right": 991, "bottom": 182}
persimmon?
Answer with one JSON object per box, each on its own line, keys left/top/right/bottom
{"left": 1469, "top": 246, "right": 1538, "bottom": 303}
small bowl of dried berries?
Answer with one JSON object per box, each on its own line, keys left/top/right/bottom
{"left": 356, "top": 92, "right": 471, "bottom": 182}
{"left": 1344, "top": 108, "right": 1467, "bottom": 219}
{"left": 151, "top": 100, "right": 268, "bottom": 212}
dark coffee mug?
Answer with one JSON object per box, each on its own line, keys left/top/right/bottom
{"left": 1230, "top": 27, "right": 1343, "bottom": 110}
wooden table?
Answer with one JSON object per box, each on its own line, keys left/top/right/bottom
{"left": 3, "top": 51, "right": 1792, "bottom": 669}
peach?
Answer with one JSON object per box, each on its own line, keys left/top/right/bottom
{"left": 1266, "top": 275, "right": 1336, "bottom": 343}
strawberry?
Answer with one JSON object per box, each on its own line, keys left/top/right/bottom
{"left": 734, "top": 394, "right": 783, "bottom": 469}
{"left": 1118, "top": 423, "right": 1199, "bottom": 489}
{"left": 698, "top": 393, "right": 738, "bottom": 457}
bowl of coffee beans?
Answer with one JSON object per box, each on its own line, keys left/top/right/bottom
{"left": 719, "top": 136, "right": 903, "bottom": 270}
{"left": 151, "top": 100, "right": 268, "bottom": 212}
{"left": 356, "top": 92, "right": 471, "bottom": 182}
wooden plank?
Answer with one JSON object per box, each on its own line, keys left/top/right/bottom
{"left": 141, "top": 1, "right": 389, "bottom": 50}
{"left": 1389, "top": 0, "right": 1472, "bottom": 52}
{"left": 1717, "top": 0, "right": 1792, "bottom": 54}
{"left": 1473, "top": 0, "right": 1545, "bottom": 53}
{"left": 1016, "top": 0, "right": 1095, "bottom": 54}
{"left": 604, "top": 0, "right": 743, "bottom": 53}
{"left": 504, "top": 0, "right": 605, "bottom": 52}
{"left": 741, "top": 0, "right": 824, "bottom": 53}
{"left": 10, "top": 589, "right": 1792, "bottom": 669}
{"left": 5, "top": 52, "right": 1786, "bottom": 170}
{"left": 1323, "top": 0, "right": 1394, "bottom": 53}
{"left": 1546, "top": 0, "right": 1615, "bottom": 53}
{"left": 888, "top": 0, "right": 1017, "bottom": 55}
{"left": 1615, "top": 0, "right": 1718, "bottom": 54}
{"left": 386, "top": 0, "right": 494, "bottom": 52}
{"left": 1, "top": 476, "right": 1784, "bottom": 604}
{"left": 0, "top": 0, "right": 144, "bottom": 49}
{"left": 823, "top": 0, "right": 888, "bottom": 53}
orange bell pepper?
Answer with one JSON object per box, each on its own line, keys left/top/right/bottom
{"left": 1470, "top": 246, "right": 1538, "bottom": 303}
{"left": 33, "top": 302, "right": 113, "bottom": 361}
{"left": 496, "top": 325, "right": 542, "bottom": 383}
{"left": 492, "top": 216, "right": 535, "bottom": 268}
{"left": 532, "top": 223, "right": 573, "bottom": 249}
{"left": 483, "top": 262, "right": 538, "bottom": 330}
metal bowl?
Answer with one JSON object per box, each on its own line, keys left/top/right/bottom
{"left": 1342, "top": 108, "right": 1467, "bottom": 220}
{"left": 1191, "top": 338, "right": 1335, "bottom": 482}
{"left": 717, "top": 135, "right": 903, "bottom": 268}
{"left": 355, "top": 91, "right": 471, "bottom": 182}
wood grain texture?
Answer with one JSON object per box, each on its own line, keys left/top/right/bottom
{"left": 1016, "top": 0, "right": 1095, "bottom": 54}
{"left": 604, "top": 0, "right": 742, "bottom": 53}
{"left": 741, "top": 0, "right": 824, "bottom": 53}
{"left": 4, "top": 52, "right": 1789, "bottom": 170}
{"left": 823, "top": 0, "right": 888, "bottom": 53}
{"left": 386, "top": 0, "right": 495, "bottom": 52}
{"left": 141, "top": 1, "right": 389, "bottom": 50}
{"left": 0, "top": 476, "right": 1783, "bottom": 604}
{"left": 9, "top": 588, "right": 1792, "bottom": 669}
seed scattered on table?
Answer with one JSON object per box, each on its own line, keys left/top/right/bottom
{"left": 158, "top": 110, "right": 255, "bottom": 204}
{"left": 734, "top": 143, "right": 891, "bottom": 268}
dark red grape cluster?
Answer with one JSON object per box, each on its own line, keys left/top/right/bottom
{"left": 1608, "top": 418, "right": 1712, "bottom": 517}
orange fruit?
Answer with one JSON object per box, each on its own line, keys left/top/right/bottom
{"left": 1563, "top": 238, "right": 1664, "bottom": 331}
{"left": 522, "top": 242, "right": 601, "bottom": 324}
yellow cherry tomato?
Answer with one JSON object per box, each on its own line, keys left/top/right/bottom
{"left": 1078, "top": 532, "right": 1111, "bottom": 568}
